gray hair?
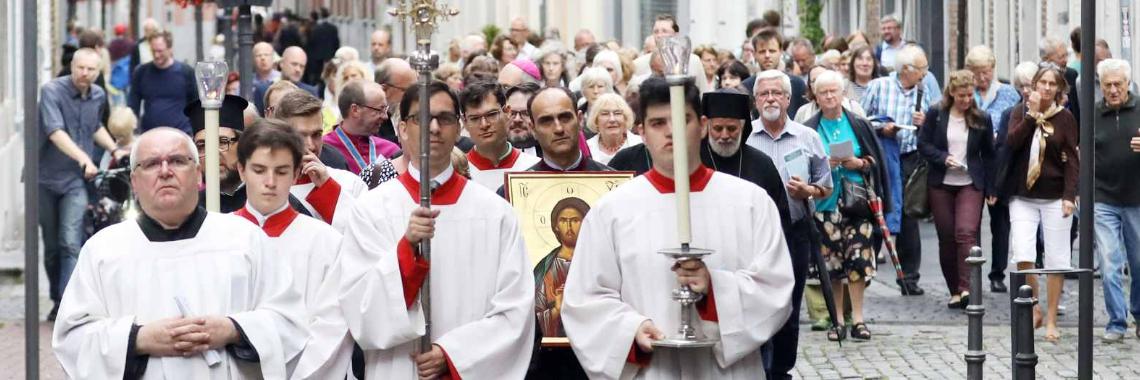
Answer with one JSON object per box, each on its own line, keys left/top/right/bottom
{"left": 812, "top": 69, "right": 848, "bottom": 92}
{"left": 578, "top": 66, "right": 614, "bottom": 90}
{"left": 1097, "top": 58, "right": 1132, "bottom": 83}
{"left": 591, "top": 50, "right": 623, "bottom": 79}
{"left": 1038, "top": 37, "right": 1066, "bottom": 60}
{"left": 894, "top": 44, "right": 926, "bottom": 72}
{"left": 1013, "top": 61, "right": 1038, "bottom": 88}
{"left": 880, "top": 14, "right": 902, "bottom": 27}
{"left": 131, "top": 127, "right": 198, "bottom": 169}
{"left": 753, "top": 69, "right": 792, "bottom": 96}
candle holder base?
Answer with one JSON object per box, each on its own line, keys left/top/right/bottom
{"left": 652, "top": 246, "right": 718, "bottom": 349}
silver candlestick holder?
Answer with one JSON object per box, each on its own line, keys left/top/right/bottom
{"left": 653, "top": 245, "right": 717, "bottom": 348}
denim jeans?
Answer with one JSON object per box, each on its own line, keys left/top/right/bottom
{"left": 1093, "top": 202, "right": 1140, "bottom": 333}
{"left": 38, "top": 184, "right": 88, "bottom": 303}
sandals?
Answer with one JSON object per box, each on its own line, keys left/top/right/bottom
{"left": 850, "top": 322, "right": 872, "bottom": 341}
{"left": 827, "top": 324, "right": 847, "bottom": 342}
{"left": 1044, "top": 331, "right": 1061, "bottom": 343}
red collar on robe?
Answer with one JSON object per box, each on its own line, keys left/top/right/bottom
{"left": 397, "top": 171, "right": 467, "bottom": 205}
{"left": 644, "top": 165, "right": 715, "bottom": 194}
{"left": 234, "top": 205, "right": 300, "bottom": 237}
{"left": 466, "top": 147, "right": 522, "bottom": 170}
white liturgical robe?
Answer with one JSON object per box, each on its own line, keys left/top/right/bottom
{"left": 298, "top": 165, "right": 535, "bottom": 379}
{"left": 465, "top": 147, "right": 541, "bottom": 190}
{"left": 562, "top": 166, "right": 794, "bottom": 380}
{"left": 52, "top": 208, "right": 308, "bottom": 380}
{"left": 290, "top": 167, "right": 367, "bottom": 230}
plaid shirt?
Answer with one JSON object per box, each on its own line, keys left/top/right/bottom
{"left": 860, "top": 72, "right": 942, "bottom": 153}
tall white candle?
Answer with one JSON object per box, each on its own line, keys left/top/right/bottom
{"left": 669, "top": 85, "right": 691, "bottom": 245}
{"left": 203, "top": 109, "right": 220, "bottom": 212}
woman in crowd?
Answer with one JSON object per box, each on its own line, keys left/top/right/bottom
{"left": 716, "top": 60, "right": 751, "bottom": 91}
{"left": 803, "top": 70, "right": 889, "bottom": 342}
{"left": 917, "top": 70, "right": 995, "bottom": 309}
{"left": 966, "top": 45, "right": 1022, "bottom": 127}
{"left": 696, "top": 44, "right": 720, "bottom": 88}
{"left": 1000, "top": 64, "right": 1079, "bottom": 343}
{"left": 577, "top": 66, "right": 614, "bottom": 115}
{"left": 795, "top": 67, "right": 866, "bottom": 124}
{"left": 591, "top": 50, "right": 625, "bottom": 95}
{"left": 534, "top": 44, "right": 572, "bottom": 88}
{"left": 584, "top": 93, "right": 642, "bottom": 165}
{"left": 491, "top": 34, "right": 519, "bottom": 67}
{"left": 321, "top": 60, "right": 373, "bottom": 126}
{"left": 434, "top": 62, "right": 463, "bottom": 92}
{"left": 846, "top": 46, "right": 881, "bottom": 103}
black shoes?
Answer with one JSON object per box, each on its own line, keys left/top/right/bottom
{"left": 46, "top": 303, "right": 59, "bottom": 322}
{"left": 898, "top": 281, "right": 925, "bottom": 296}
{"left": 991, "top": 280, "right": 1008, "bottom": 293}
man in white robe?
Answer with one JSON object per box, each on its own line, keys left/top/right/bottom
{"left": 459, "top": 81, "right": 540, "bottom": 190}
{"left": 273, "top": 90, "right": 368, "bottom": 230}
{"left": 562, "top": 77, "right": 793, "bottom": 380}
{"left": 52, "top": 127, "right": 308, "bottom": 379}
{"left": 231, "top": 119, "right": 343, "bottom": 313}
{"left": 294, "top": 80, "right": 535, "bottom": 379}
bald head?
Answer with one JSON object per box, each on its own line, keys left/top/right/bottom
{"left": 253, "top": 42, "right": 276, "bottom": 75}
{"left": 142, "top": 18, "right": 160, "bottom": 37}
{"left": 370, "top": 29, "right": 392, "bottom": 63}
{"left": 280, "top": 46, "right": 307, "bottom": 82}
{"left": 510, "top": 17, "right": 531, "bottom": 47}
{"left": 498, "top": 63, "right": 528, "bottom": 87}
{"left": 575, "top": 29, "right": 596, "bottom": 52}
{"left": 130, "top": 127, "right": 201, "bottom": 226}
{"left": 376, "top": 58, "right": 418, "bottom": 109}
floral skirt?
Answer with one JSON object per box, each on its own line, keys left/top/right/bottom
{"left": 810, "top": 210, "right": 877, "bottom": 283}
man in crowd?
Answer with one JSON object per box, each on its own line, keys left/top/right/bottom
{"left": 505, "top": 82, "right": 542, "bottom": 157}
{"left": 459, "top": 82, "right": 541, "bottom": 190}
{"left": 875, "top": 15, "right": 905, "bottom": 69}
{"left": 274, "top": 91, "right": 369, "bottom": 228}
{"left": 280, "top": 46, "right": 320, "bottom": 97}
{"left": 632, "top": 14, "right": 710, "bottom": 93}
{"left": 1040, "top": 37, "right": 1082, "bottom": 120}
{"left": 860, "top": 44, "right": 940, "bottom": 295}
{"left": 129, "top": 30, "right": 198, "bottom": 134}
{"left": 562, "top": 76, "right": 793, "bottom": 379}
{"left": 525, "top": 87, "right": 611, "bottom": 172}
{"left": 1093, "top": 58, "right": 1140, "bottom": 342}
{"left": 323, "top": 80, "right": 401, "bottom": 174}
{"left": 789, "top": 38, "right": 816, "bottom": 77}
{"left": 252, "top": 42, "right": 281, "bottom": 90}
{"left": 740, "top": 28, "right": 808, "bottom": 118}
{"left": 375, "top": 58, "right": 419, "bottom": 145}
{"left": 509, "top": 17, "right": 538, "bottom": 58}
{"left": 38, "top": 48, "right": 126, "bottom": 321}
{"left": 188, "top": 95, "right": 252, "bottom": 213}
{"left": 304, "top": 7, "right": 340, "bottom": 85}
{"left": 304, "top": 81, "right": 535, "bottom": 379}
{"left": 52, "top": 127, "right": 307, "bottom": 379}
{"left": 368, "top": 29, "right": 393, "bottom": 72}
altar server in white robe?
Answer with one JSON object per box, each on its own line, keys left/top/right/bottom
{"left": 52, "top": 127, "right": 308, "bottom": 379}
{"left": 273, "top": 90, "right": 368, "bottom": 230}
{"left": 297, "top": 80, "right": 534, "bottom": 380}
{"left": 458, "top": 81, "right": 541, "bottom": 190}
{"left": 232, "top": 119, "right": 343, "bottom": 313}
{"left": 562, "top": 77, "right": 794, "bottom": 380}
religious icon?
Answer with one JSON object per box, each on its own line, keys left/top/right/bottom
{"left": 505, "top": 171, "right": 635, "bottom": 343}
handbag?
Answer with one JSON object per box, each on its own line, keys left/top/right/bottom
{"left": 838, "top": 174, "right": 874, "bottom": 219}
{"left": 903, "top": 160, "right": 931, "bottom": 218}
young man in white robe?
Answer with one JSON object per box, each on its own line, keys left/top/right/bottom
{"left": 293, "top": 80, "right": 535, "bottom": 379}
{"left": 273, "top": 90, "right": 368, "bottom": 230}
{"left": 562, "top": 77, "right": 794, "bottom": 380}
{"left": 232, "top": 119, "right": 343, "bottom": 314}
{"left": 459, "top": 81, "right": 540, "bottom": 190}
{"left": 52, "top": 127, "right": 308, "bottom": 379}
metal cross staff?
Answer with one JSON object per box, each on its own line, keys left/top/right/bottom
{"left": 388, "top": 0, "right": 458, "bottom": 357}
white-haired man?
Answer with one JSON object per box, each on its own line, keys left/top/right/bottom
{"left": 1040, "top": 37, "right": 1082, "bottom": 120}
{"left": 1092, "top": 58, "right": 1140, "bottom": 342}
{"left": 860, "top": 44, "right": 942, "bottom": 296}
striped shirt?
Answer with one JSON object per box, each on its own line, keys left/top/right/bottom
{"left": 746, "top": 118, "right": 833, "bottom": 222}
{"left": 860, "top": 72, "right": 942, "bottom": 153}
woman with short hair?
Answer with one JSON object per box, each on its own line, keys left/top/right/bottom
{"left": 534, "top": 44, "right": 572, "bottom": 88}
{"left": 584, "top": 93, "right": 642, "bottom": 164}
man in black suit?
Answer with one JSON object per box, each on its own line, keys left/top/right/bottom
{"left": 305, "top": 7, "right": 340, "bottom": 85}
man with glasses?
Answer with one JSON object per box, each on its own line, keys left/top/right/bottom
{"left": 53, "top": 126, "right": 308, "bottom": 379}
{"left": 187, "top": 95, "right": 251, "bottom": 213}
{"left": 459, "top": 82, "right": 541, "bottom": 190}
{"left": 323, "top": 80, "right": 400, "bottom": 174}
{"left": 375, "top": 58, "right": 420, "bottom": 146}
{"left": 860, "top": 44, "right": 941, "bottom": 296}
{"left": 505, "top": 82, "right": 542, "bottom": 157}
{"left": 509, "top": 17, "right": 538, "bottom": 59}
{"left": 300, "top": 80, "right": 535, "bottom": 379}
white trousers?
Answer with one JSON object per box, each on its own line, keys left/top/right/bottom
{"left": 1009, "top": 196, "right": 1073, "bottom": 269}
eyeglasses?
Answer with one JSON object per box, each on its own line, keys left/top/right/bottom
{"left": 508, "top": 110, "right": 530, "bottom": 120}
{"left": 382, "top": 83, "right": 408, "bottom": 93}
{"left": 134, "top": 154, "right": 197, "bottom": 173}
{"left": 406, "top": 112, "right": 460, "bottom": 127}
{"left": 756, "top": 90, "right": 785, "bottom": 99}
{"left": 464, "top": 109, "right": 502, "bottom": 125}
{"left": 356, "top": 103, "right": 390, "bottom": 115}
{"left": 195, "top": 136, "right": 239, "bottom": 154}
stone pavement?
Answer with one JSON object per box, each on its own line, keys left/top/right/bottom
{"left": 0, "top": 322, "right": 65, "bottom": 379}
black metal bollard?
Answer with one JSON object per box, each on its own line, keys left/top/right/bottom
{"left": 1012, "top": 285, "right": 1038, "bottom": 380}
{"left": 964, "top": 246, "right": 987, "bottom": 379}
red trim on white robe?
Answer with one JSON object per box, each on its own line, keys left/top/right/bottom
{"left": 298, "top": 177, "right": 342, "bottom": 223}
{"left": 233, "top": 206, "right": 300, "bottom": 238}
{"left": 644, "top": 165, "right": 714, "bottom": 194}
{"left": 396, "top": 236, "right": 431, "bottom": 309}
{"left": 466, "top": 148, "right": 522, "bottom": 170}
{"left": 397, "top": 171, "right": 467, "bottom": 205}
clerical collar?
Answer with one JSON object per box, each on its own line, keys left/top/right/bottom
{"left": 399, "top": 164, "right": 466, "bottom": 205}
{"left": 468, "top": 143, "right": 521, "bottom": 170}
{"left": 137, "top": 206, "right": 208, "bottom": 242}
{"left": 234, "top": 202, "right": 299, "bottom": 237}
{"left": 644, "top": 165, "right": 715, "bottom": 194}
{"left": 542, "top": 151, "right": 583, "bottom": 171}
